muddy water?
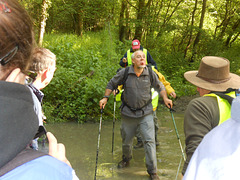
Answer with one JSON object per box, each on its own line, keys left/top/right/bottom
{"left": 43, "top": 110, "right": 185, "bottom": 180}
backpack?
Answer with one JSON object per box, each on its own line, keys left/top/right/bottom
{"left": 120, "top": 65, "right": 154, "bottom": 112}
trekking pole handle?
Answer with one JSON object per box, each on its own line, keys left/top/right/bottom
{"left": 169, "top": 107, "right": 176, "bottom": 113}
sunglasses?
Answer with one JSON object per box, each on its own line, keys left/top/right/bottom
{"left": 22, "top": 70, "right": 38, "bottom": 85}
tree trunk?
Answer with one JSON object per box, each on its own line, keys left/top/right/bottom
{"left": 74, "top": 11, "right": 83, "bottom": 37}
{"left": 225, "top": 18, "right": 240, "bottom": 47}
{"left": 184, "top": 0, "right": 198, "bottom": 58}
{"left": 156, "top": 0, "right": 183, "bottom": 38}
{"left": 119, "top": 0, "right": 126, "bottom": 41}
{"left": 38, "top": 0, "right": 52, "bottom": 47}
{"left": 125, "top": 3, "right": 131, "bottom": 39}
{"left": 190, "top": 0, "right": 207, "bottom": 62}
{"left": 214, "top": 0, "right": 230, "bottom": 39}
{"left": 78, "top": 12, "right": 83, "bottom": 37}
{"left": 134, "top": 0, "right": 145, "bottom": 41}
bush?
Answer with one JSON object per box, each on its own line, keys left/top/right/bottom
{"left": 42, "top": 31, "right": 120, "bottom": 123}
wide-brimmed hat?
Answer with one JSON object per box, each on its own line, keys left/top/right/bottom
{"left": 184, "top": 56, "right": 240, "bottom": 91}
{"left": 132, "top": 39, "right": 140, "bottom": 50}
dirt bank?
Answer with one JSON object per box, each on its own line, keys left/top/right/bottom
{"left": 173, "top": 94, "right": 200, "bottom": 112}
{"left": 160, "top": 94, "right": 200, "bottom": 113}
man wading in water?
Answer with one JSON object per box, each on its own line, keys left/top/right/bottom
{"left": 99, "top": 50, "right": 172, "bottom": 180}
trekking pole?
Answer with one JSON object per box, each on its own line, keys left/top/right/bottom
{"left": 169, "top": 108, "right": 186, "bottom": 161}
{"left": 112, "top": 94, "right": 116, "bottom": 154}
{"left": 94, "top": 108, "right": 103, "bottom": 180}
{"left": 175, "top": 155, "right": 183, "bottom": 180}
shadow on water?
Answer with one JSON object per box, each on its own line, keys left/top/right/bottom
{"left": 42, "top": 109, "right": 185, "bottom": 180}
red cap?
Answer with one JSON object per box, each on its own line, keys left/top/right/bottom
{"left": 132, "top": 39, "right": 140, "bottom": 50}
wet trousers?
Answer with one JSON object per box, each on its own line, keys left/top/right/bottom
{"left": 121, "top": 113, "right": 157, "bottom": 174}
{"left": 136, "top": 111, "right": 159, "bottom": 142}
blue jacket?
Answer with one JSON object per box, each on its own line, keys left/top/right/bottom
{"left": 1, "top": 155, "right": 75, "bottom": 180}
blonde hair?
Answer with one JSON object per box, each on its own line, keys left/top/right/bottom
{"left": 29, "top": 48, "right": 56, "bottom": 73}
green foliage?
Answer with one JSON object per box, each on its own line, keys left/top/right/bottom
{"left": 32, "top": 0, "right": 240, "bottom": 123}
{"left": 152, "top": 47, "right": 199, "bottom": 97}
{"left": 215, "top": 44, "right": 240, "bottom": 75}
{"left": 149, "top": 31, "right": 240, "bottom": 97}
{"left": 42, "top": 30, "right": 120, "bottom": 123}
{"left": 41, "top": 29, "right": 240, "bottom": 123}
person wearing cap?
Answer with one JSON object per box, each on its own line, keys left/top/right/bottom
{"left": 119, "top": 39, "right": 158, "bottom": 70}
{"left": 183, "top": 95, "right": 240, "bottom": 180}
{"left": 181, "top": 56, "right": 240, "bottom": 178}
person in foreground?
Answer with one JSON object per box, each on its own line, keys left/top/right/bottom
{"left": 0, "top": 0, "right": 78, "bottom": 179}
{"left": 181, "top": 56, "right": 240, "bottom": 177}
{"left": 99, "top": 50, "right": 172, "bottom": 180}
{"left": 183, "top": 95, "right": 240, "bottom": 180}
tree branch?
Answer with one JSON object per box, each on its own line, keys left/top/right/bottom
{"left": 125, "top": 0, "right": 138, "bottom": 10}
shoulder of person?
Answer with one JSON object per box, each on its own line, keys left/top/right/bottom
{"left": 187, "top": 96, "right": 218, "bottom": 111}
{"left": 0, "top": 154, "right": 73, "bottom": 179}
{"left": 28, "top": 155, "right": 74, "bottom": 177}
{"left": 146, "top": 66, "right": 156, "bottom": 77}
{"left": 116, "top": 67, "right": 125, "bottom": 73}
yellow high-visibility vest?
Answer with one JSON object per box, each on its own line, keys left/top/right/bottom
{"left": 127, "top": 48, "right": 148, "bottom": 66}
{"left": 151, "top": 88, "right": 159, "bottom": 111}
{"left": 204, "top": 91, "right": 236, "bottom": 125}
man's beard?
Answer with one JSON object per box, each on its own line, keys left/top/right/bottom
{"left": 138, "top": 64, "right": 146, "bottom": 69}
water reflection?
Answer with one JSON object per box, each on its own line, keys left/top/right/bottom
{"left": 43, "top": 110, "right": 185, "bottom": 180}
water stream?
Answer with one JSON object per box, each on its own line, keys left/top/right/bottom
{"left": 42, "top": 110, "right": 185, "bottom": 180}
